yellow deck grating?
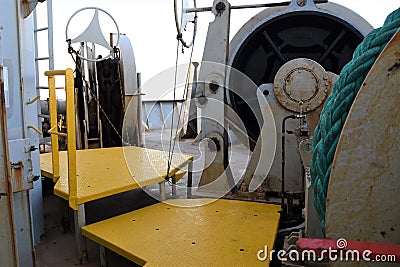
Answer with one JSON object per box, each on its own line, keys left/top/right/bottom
{"left": 40, "top": 146, "right": 193, "bottom": 205}
{"left": 82, "top": 198, "right": 281, "bottom": 266}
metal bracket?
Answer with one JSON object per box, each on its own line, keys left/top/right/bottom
{"left": 8, "top": 139, "right": 36, "bottom": 193}
{"left": 195, "top": 0, "right": 235, "bottom": 194}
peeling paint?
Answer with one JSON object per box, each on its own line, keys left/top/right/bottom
{"left": 20, "top": 0, "right": 39, "bottom": 19}
{"left": 388, "top": 62, "right": 400, "bottom": 72}
{"left": 11, "top": 161, "right": 24, "bottom": 192}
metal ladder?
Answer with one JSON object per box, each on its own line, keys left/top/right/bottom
{"left": 32, "top": 0, "right": 54, "bottom": 144}
{"left": 33, "top": 0, "right": 54, "bottom": 90}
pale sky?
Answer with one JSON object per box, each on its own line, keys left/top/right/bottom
{"left": 35, "top": 0, "right": 400, "bottom": 99}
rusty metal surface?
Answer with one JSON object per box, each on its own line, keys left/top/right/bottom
{"left": 20, "top": 0, "right": 39, "bottom": 19}
{"left": 274, "top": 58, "right": 329, "bottom": 113}
{"left": 3, "top": 0, "right": 43, "bottom": 254}
{"left": 8, "top": 139, "right": 34, "bottom": 193}
{"left": 326, "top": 29, "right": 400, "bottom": 259}
{"left": 306, "top": 71, "right": 337, "bottom": 135}
{"left": 11, "top": 161, "right": 24, "bottom": 192}
{"left": 0, "top": 66, "right": 18, "bottom": 266}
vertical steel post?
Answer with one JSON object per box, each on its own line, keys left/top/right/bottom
{"left": 187, "top": 161, "right": 193, "bottom": 198}
{"left": 99, "top": 245, "right": 107, "bottom": 267}
{"left": 171, "top": 174, "right": 177, "bottom": 198}
{"left": 65, "top": 69, "right": 77, "bottom": 209}
{"left": 195, "top": 0, "right": 234, "bottom": 193}
{"left": 74, "top": 204, "right": 88, "bottom": 263}
{"left": 0, "top": 28, "right": 18, "bottom": 265}
{"left": 159, "top": 181, "right": 166, "bottom": 201}
{"left": 137, "top": 72, "right": 143, "bottom": 147}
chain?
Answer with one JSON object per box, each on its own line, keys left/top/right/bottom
{"left": 116, "top": 54, "right": 125, "bottom": 125}
{"left": 304, "top": 166, "right": 311, "bottom": 183}
{"left": 68, "top": 46, "right": 123, "bottom": 142}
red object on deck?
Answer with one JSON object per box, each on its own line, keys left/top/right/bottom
{"left": 297, "top": 238, "right": 400, "bottom": 263}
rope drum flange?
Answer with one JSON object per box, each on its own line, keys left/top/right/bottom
{"left": 229, "top": 7, "right": 370, "bottom": 149}
{"left": 310, "top": 7, "right": 400, "bottom": 234}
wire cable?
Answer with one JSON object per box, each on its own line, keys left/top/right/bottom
{"left": 165, "top": 38, "right": 182, "bottom": 181}
{"left": 166, "top": 11, "right": 197, "bottom": 181}
{"left": 68, "top": 48, "right": 123, "bottom": 142}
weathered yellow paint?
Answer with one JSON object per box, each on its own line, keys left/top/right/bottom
{"left": 65, "top": 68, "right": 77, "bottom": 210}
{"left": 47, "top": 126, "right": 67, "bottom": 137}
{"left": 26, "top": 95, "right": 41, "bottom": 105}
{"left": 27, "top": 125, "right": 43, "bottom": 135}
{"left": 45, "top": 69, "right": 78, "bottom": 209}
{"left": 40, "top": 146, "right": 192, "bottom": 205}
{"left": 44, "top": 70, "right": 67, "bottom": 76}
{"left": 82, "top": 199, "right": 281, "bottom": 266}
{"left": 47, "top": 74, "right": 59, "bottom": 182}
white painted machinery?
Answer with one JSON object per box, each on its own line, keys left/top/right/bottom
{"left": 40, "top": 7, "right": 142, "bottom": 150}
{"left": 178, "top": 1, "right": 400, "bottom": 264}
{"left": 1, "top": 0, "right": 399, "bottom": 265}
{"left": 35, "top": 0, "right": 400, "bottom": 265}
{"left": 176, "top": 0, "right": 372, "bottom": 227}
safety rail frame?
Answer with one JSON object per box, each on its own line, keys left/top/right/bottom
{"left": 45, "top": 69, "right": 78, "bottom": 210}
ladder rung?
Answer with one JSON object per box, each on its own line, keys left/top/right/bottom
{"left": 88, "top": 138, "right": 100, "bottom": 141}
{"left": 35, "top": 57, "right": 50, "bottom": 61}
{"left": 35, "top": 27, "right": 49, "bottom": 32}
{"left": 37, "top": 86, "right": 49, "bottom": 89}
{"left": 38, "top": 114, "right": 50, "bottom": 119}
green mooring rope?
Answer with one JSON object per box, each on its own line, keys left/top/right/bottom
{"left": 310, "top": 7, "right": 400, "bottom": 234}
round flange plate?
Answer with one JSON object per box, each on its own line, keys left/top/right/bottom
{"left": 274, "top": 58, "right": 328, "bottom": 113}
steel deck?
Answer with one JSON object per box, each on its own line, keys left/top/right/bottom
{"left": 82, "top": 198, "right": 281, "bottom": 266}
{"left": 40, "top": 146, "right": 193, "bottom": 205}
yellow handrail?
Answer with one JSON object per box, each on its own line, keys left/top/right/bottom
{"left": 45, "top": 68, "right": 78, "bottom": 210}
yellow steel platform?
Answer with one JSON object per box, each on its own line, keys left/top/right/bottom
{"left": 40, "top": 146, "right": 193, "bottom": 205}
{"left": 82, "top": 198, "right": 281, "bottom": 266}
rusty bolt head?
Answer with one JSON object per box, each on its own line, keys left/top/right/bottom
{"left": 297, "top": 0, "right": 307, "bottom": 7}
{"left": 216, "top": 2, "right": 226, "bottom": 13}
{"left": 209, "top": 82, "right": 220, "bottom": 93}
{"left": 197, "top": 95, "right": 208, "bottom": 106}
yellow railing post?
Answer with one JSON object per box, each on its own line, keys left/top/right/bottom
{"left": 47, "top": 72, "right": 59, "bottom": 181}
{"left": 65, "top": 68, "right": 77, "bottom": 210}
{"left": 45, "top": 68, "right": 77, "bottom": 210}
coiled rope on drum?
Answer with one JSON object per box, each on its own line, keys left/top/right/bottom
{"left": 311, "top": 7, "right": 400, "bottom": 234}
